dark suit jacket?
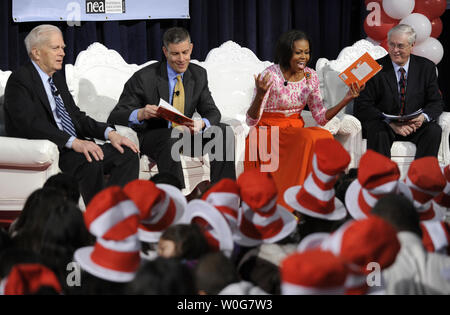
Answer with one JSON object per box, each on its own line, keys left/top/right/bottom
{"left": 354, "top": 54, "right": 443, "bottom": 124}
{"left": 4, "top": 62, "right": 109, "bottom": 150}
{"left": 107, "top": 61, "right": 221, "bottom": 138}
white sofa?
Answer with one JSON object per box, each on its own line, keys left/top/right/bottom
{"left": 316, "top": 39, "right": 450, "bottom": 177}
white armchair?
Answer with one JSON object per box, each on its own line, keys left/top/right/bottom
{"left": 316, "top": 39, "right": 450, "bottom": 176}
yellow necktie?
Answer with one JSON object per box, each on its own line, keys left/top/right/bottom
{"left": 172, "top": 75, "right": 185, "bottom": 128}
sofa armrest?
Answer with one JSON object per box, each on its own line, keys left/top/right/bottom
{"left": 438, "top": 111, "right": 450, "bottom": 165}
{"left": 221, "top": 117, "right": 249, "bottom": 177}
{"left": 301, "top": 111, "right": 340, "bottom": 135}
{"left": 115, "top": 125, "right": 139, "bottom": 146}
{"left": 0, "top": 137, "right": 59, "bottom": 170}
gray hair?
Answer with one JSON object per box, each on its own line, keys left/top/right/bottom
{"left": 388, "top": 24, "right": 416, "bottom": 45}
{"left": 162, "top": 27, "right": 191, "bottom": 49}
{"left": 24, "top": 24, "right": 62, "bottom": 56}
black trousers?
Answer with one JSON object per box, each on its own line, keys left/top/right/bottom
{"left": 362, "top": 120, "right": 442, "bottom": 159}
{"left": 140, "top": 122, "right": 236, "bottom": 189}
{"left": 59, "top": 143, "right": 140, "bottom": 205}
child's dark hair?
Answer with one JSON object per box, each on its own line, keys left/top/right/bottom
{"left": 160, "top": 224, "right": 210, "bottom": 260}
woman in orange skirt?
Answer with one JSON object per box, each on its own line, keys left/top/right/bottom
{"left": 244, "top": 30, "right": 363, "bottom": 211}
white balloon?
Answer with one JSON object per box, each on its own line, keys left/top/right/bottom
{"left": 365, "top": 37, "right": 381, "bottom": 46}
{"left": 382, "top": 0, "right": 415, "bottom": 20}
{"left": 400, "top": 13, "right": 432, "bottom": 44}
{"left": 412, "top": 37, "right": 444, "bottom": 64}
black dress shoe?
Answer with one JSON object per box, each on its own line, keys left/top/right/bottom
{"left": 185, "top": 180, "right": 211, "bottom": 201}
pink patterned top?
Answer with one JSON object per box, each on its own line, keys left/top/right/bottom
{"left": 246, "top": 64, "right": 328, "bottom": 127}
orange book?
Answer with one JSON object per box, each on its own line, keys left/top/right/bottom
{"left": 338, "top": 52, "right": 382, "bottom": 87}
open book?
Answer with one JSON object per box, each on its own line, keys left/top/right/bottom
{"left": 382, "top": 108, "right": 423, "bottom": 122}
{"left": 338, "top": 52, "right": 382, "bottom": 87}
{"left": 157, "top": 98, "right": 193, "bottom": 126}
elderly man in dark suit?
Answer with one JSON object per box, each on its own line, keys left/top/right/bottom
{"left": 107, "top": 27, "right": 236, "bottom": 192}
{"left": 4, "top": 24, "right": 140, "bottom": 204}
{"left": 354, "top": 24, "right": 443, "bottom": 159}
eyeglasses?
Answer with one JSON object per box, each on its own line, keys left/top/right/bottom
{"left": 387, "top": 42, "right": 411, "bottom": 50}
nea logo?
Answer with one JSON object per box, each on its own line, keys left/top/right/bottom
{"left": 86, "top": 0, "right": 106, "bottom": 14}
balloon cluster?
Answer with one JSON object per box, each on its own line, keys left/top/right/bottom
{"left": 364, "top": 0, "right": 445, "bottom": 64}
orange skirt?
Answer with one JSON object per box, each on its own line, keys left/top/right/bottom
{"left": 244, "top": 112, "right": 333, "bottom": 211}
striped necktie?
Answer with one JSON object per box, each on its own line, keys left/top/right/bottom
{"left": 399, "top": 68, "right": 406, "bottom": 115}
{"left": 48, "top": 77, "right": 77, "bottom": 137}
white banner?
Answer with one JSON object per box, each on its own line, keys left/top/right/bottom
{"left": 12, "top": 0, "right": 189, "bottom": 22}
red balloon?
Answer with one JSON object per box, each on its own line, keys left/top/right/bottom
{"left": 413, "top": 0, "right": 447, "bottom": 20}
{"left": 364, "top": 10, "right": 399, "bottom": 41}
{"left": 365, "top": 0, "right": 382, "bottom": 6}
{"left": 430, "top": 17, "right": 443, "bottom": 38}
{"left": 380, "top": 38, "right": 389, "bottom": 51}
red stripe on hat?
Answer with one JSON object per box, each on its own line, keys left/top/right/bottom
{"left": 253, "top": 202, "right": 277, "bottom": 218}
{"left": 418, "top": 206, "right": 436, "bottom": 221}
{"left": 296, "top": 188, "right": 335, "bottom": 215}
{"left": 408, "top": 157, "right": 446, "bottom": 192}
{"left": 312, "top": 171, "right": 337, "bottom": 190}
{"left": 434, "top": 193, "right": 450, "bottom": 208}
{"left": 357, "top": 190, "right": 375, "bottom": 217}
{"left": 140, "top": 198, "right": 176, "bottom": 232}
{"left": 421, "top": 224, "right": 435, "bottom": 252}
{"left": 84, "top": 187, "right": 129, "bottom": 229}
{"left": 102, "top": 215, "right": 140, "bottom": 241}
{"left": 410, "top": 187, "right": 435, "bottom": 204}
{"left": 204, "top": 230, "right": 220, "bottom": 251}
{"left": 216, "top": 206, "right": 238, "bottom": 220}
{"left": 123, "top": 180, "right": 162, "bottom": 220}
{"left": 91, "top": 242, "right": 140, "bottom": 273}
{"left": 358, "top": 151, "right": 400, "bottom": 190}
{"left": 240, "top": 214, "right": 284, "bottom": 240}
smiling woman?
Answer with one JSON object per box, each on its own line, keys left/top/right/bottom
{"left": 244, "top": 29, "right": 363, "bottom": 211}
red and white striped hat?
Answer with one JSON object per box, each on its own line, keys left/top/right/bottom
{"left": 184, "top": 199, "right": 234, "bottom": 257}
{"left": 345, "top": 150, "right": 401, "bottom": 220}
{"left": 284, "top": 138, "right": 350, "bottom": 221}
{"left": 74, "top": 186, "right": 141, "bottom": 283}
{"left": 320, "top": 216, "right": 400, "bottom": 294}
{"left": 398, "top": 157, "right": 446, "bottom": 221}
{"left": 434, "top": 165, "right": 450, "bottom": 208}
{"left": 421, "top": 221, "right": 450, "bottom": 255}
{"left": 235, "top": 170, "right": 297, "bottom": 247}
{"left": 0, "top": 264, "right": 62, "bottom": 295}
{"left": 202, "top": 178, "right": 241, "bottom": 232}
{"left": 280, "top": 249, "right": 348, "bottom": 295}
{"left": 123, "top": 179, "right": 187, "bottom": 243}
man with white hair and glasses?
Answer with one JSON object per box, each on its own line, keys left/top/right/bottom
{"left": 354, "top": 24, "right": 443, "bottom": 159}
{"left": 4, "top": 24, "right": 140, "bottom": 204}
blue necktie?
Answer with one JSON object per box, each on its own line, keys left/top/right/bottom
{"left": 48, "top": 77, "right": 77, "bottom": 137}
